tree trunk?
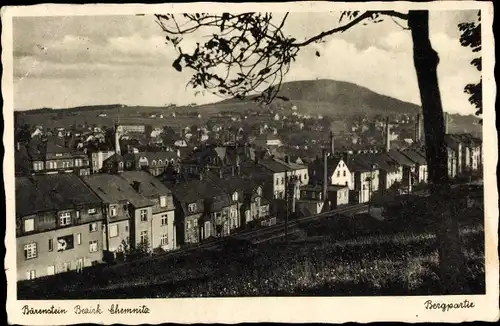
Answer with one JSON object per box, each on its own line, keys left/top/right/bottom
{"left": 408, "top": 11, "right": 467, "bottom": 294}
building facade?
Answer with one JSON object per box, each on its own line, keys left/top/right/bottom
{"left": 16, "top": 174, "right": 103, "bottom": 281}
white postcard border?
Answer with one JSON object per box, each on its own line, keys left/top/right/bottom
{"left": 2, "top": 1, "right": 498, "bottom": 324}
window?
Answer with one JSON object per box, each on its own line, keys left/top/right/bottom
{"left": 59, "top": 212, "right": 71, "bottom": 226}
{"left": 186, "top": 221, "right": 192, "bottom": 229}
{"left": 26, "top": 270, "right": 36, "bottom": 280}
{"left": 275, "top": 178, "right": 279, "bottom": 185}
{"left": 88, "top": 208, "right": 97, "bottom": 215}
{"left": 76, "top": 233, "right": 81, "bottom": 245}
{"left": 161, "top": 215, "right": 168, "bottom": 226}
{"left": 33, "top": 161, "right": 44, "bottom": 171}
{"left": 160, "top": 196, "right": 167, "bottom": 207}
{"left": 281, "top": 178, "right": 284, "bottom": 185}
{"left": 140, "top": 209, "right": 148, "bottom": 222}
{"left": 24, "top": 243, "right": 37, "bottom": 260}
{"left": 188, "top": 203, "right": 197, "bottom": 213}
{"left": 89, "top": 223, "right": 98, "bottom": 232}
{"left": 140, "top": 231, "right": 148, "bottom": 245}
{"left": 160, "top": 234, "right": 168, "bottom": 246}
{"left": 337, "top": 171, "right": 340, "bottom": 177}
{"left": 61, "top": 262, "right": 71, "bottom": 272}
{"left": 23, "top": 218, "right": 34, "bottom": 233}
{"left": 109, "top": 206, "right": 117, "bottom": 217}
{"left": 89, "top": 240, "right": 98, "bottom": 253}
{"left": 158, "top": 160, "right": 163, "bottom": 166}
{"left": 55, "top": 153, "right": 63, "bottom": 157}
{"left": 47, "top": 265, "right": 55, "bottom": 276}
{"left": 151, "top": 160, "right": 157, "bottom": 166}
{"left": 48, "top": 239, "right": 53, "bottom": 252}
{"left": 125, "top": 225, "right": 129, "bottom": 232}
{"left": 109, "top": 224, "right": 118, "bottom": 238}
{"left": 343, "top": 170, "right": 346, "bottom": 177}
{"left": 232, "top": 192, "right": 238, "bottom": 201}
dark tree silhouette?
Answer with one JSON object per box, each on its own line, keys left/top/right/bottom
{"left": 155, "top": 10, "right": 477, "bottom": 294}
{"left": 458, "top": 11, "right": 482, "bottom": 118}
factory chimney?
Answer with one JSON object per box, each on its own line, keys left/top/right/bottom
{"left": 444, "top": 112, "right": 449, "bottom": 134}
{"left": 385, "top": 117, "right": 390, "bottom": 152}
{"left": 322, "top": 148, "right": 328, "bottom": 200}
{"left": 329, "top": 131, "right": 335, "bottom": 156}
{"left": 415, "top": 114, "right": 422, "bottom": 143}
{"left": 114, "top": 124, "right": 121, "bottom": 155}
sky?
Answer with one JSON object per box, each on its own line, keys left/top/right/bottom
{"left": 13, "top": 10, "right": 481, "bottom": 115}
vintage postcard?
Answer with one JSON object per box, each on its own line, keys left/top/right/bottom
{"left": 2, "top": 1, "right": 499, "bottom": 324}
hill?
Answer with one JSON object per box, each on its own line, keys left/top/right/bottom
{"left": 217, "top": 79, "right": 422, "bottom": 116}
{"left": 14, "top": 79, "right": 480, "bottom": 135}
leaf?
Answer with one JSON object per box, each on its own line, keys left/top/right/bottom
{"left": 315, "top": 50, "right": 320, "bottom": 57}
{"left": 258, "top": 67, "right": 271, "bottom": 75}
{"left": 172, "top": 56, "right": 183, "bottom": 72}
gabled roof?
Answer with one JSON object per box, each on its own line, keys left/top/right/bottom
{"left": 16, "top": 177, "right": 56, "bottom": 217}
{"left": 401, "top": 150, "right": 427, "bottom": 165}
{"left": 346, "top": 156, "right": 372, "bottom": 172}
{"left": 119, "top": 171, "right": 172, "bottom": 198}
{"left": 257, "top": 158, "right": 290, "bottom": 173}
{"left": 16, "top": 174, "right": 102, "bottom": 217}
{"left": 82, "top": 174, "right": 152, "bottom": 208}
{"left": 387, "top": 149, "right": 415, "bottom": 167}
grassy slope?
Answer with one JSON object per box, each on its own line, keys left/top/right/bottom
{"left": 18, "top": 206, "right": 485, "bottom": 299}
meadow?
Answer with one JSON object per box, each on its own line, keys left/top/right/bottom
{"left": 18, "top": 203, "right": 484, "bottom": 299}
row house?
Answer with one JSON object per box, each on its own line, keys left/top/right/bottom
{"left": 386, "top": 150, "right": 414, "bottom": 190}
{"left": 345, "top": 156, "right": 380, "bottom": 204}
{"left": 444, "top": 135, "right": 462, "bottom": 179}
{"left": 297, "top": 184, "right": 349, "bottom": 216}
{"left": 308, "top": 155, "right": 352, "bottom": 189}
{"left": 82, "top": 172, "right": 176, "bottom": 258}
{"left": 167, "top": 178, "right": 235, "bottom": 245}
{"left": 448, "top": 133, "right": 482, "bottom": 173}
{"left": 206, "top": 173, "right": 272, "bottom": 228}
{"left": 122, "top": 151, "right": 180, "bottom": 176}
{"left": 119, "top": 171, "right": 176, "bottom": 251}
{"left": 89, "top": 149, "right": 116, "bottom": 174}
{"left": 252, "top": 158, "right": 308, "bottom": 200}
{"left": 16, "top": 174, "right": 103, "bottom": 281}
{"left": 401, "top": 149, "right": 428, "bottom": 184}
{"left": 179, "top": 145, "right": 245, "bottom": 179}
{"left": 24, "top": 138, "right": 91, "bottom": 176}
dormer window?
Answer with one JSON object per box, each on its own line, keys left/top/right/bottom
{"left": 151, "top": 160, "right": 157, "bottom": 166}
{"left": 160, "top": 196, "right": 167, "bottom": 207}
{"left": 23, "top": 217, "right": 35, "bottom": 233}
{"left": 158, "top": 159, "right": 163, "bottom": 165}
{"left": 232, "top": 192, "right": 238, "bottom": 201}
{"left": 56, "top": 153, "right": 62, "bottom": 157}
{"left": 257, "top": 187, "right": 262, "bottom": 196}
{"left": 188, "top": 203, "right": 197, "bottom": 213}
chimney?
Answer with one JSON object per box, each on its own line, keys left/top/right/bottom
{"left": 284, "top": 155, "right": 290, "bottom": 164}
{"left": 385, "top": 117, "right": 390, "bottom": 152}
{"left": 329, "top": 131, "right": 335, "bottom": 156}
{"left": 322, "top": 149, "right": 328, "bottom": 200}
{"left": 114, "top": 124, "right": 121, "bottom": 156}
{"left": 131, "top": 181, "right": 141, "bottom": 193}
{"left": 415, "top": 114, "right": 421, "bottom": 143}
{"left": 444, "top": 112, "right": 449, "bottom": 134}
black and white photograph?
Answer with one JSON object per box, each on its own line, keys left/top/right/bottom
{"left": 3, "top": 1, "right": 498, "bottom": 324}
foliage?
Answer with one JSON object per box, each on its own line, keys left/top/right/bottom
{"left": 458, "top": 11, "right": 482, "bottom": 118}
{"left": 155, "top": 11, "right": 408, "bottom": 104}
{"left": 119, "top": 237, "right": 151, "bottom": 262}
